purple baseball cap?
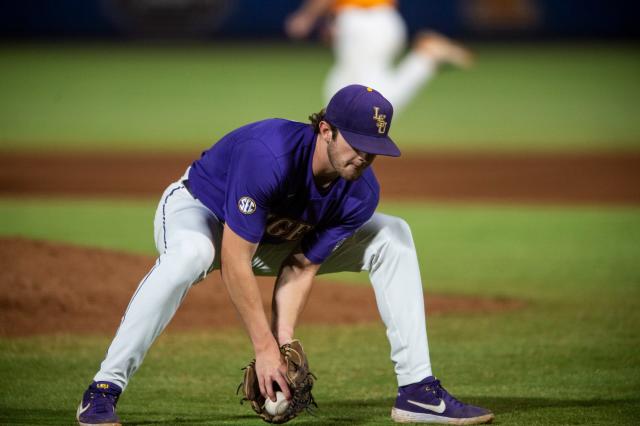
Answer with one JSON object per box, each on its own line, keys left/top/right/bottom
{"left": 325, "top": 85, "right": 401, "bottom": 157}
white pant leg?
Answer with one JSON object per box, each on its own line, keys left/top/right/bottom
{"left": 318, "top": 213, "right": 432, "bottom": 386}
{"left": 325, "top": 6, "right": 436, "bottom": 113}
{"left": 94, "top": 177, "right": 221, "bottom": 389}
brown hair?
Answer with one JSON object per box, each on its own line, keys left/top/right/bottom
{"left": 309, "top": 108, "right": 338, "bottom": 139}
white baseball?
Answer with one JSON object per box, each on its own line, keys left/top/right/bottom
{"left": 264, "top": 391, "right": 289, "bottom": 416}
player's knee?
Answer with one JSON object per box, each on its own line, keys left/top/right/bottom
{"left": 179, "top": 234, "right": 215, "bottom": 272}
{"left": 382, "top": 216, "right": 415, "bottom": 252}
{"left": 166, "top": 233, "right": 215, "bottom": 283}
{"left": 188, "top": 234, "right": 215, "bottom": 271}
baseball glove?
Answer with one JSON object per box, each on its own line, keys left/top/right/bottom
{"left": 238, "top": 340, "right": 317, "bottom": 424}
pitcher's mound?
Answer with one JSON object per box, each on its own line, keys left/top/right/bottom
{"left": 0, "top": 238, "right": 524, "bottom": 336}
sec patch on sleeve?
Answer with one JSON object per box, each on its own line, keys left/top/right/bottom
{"left": 238, "top": 196, "right": 257, "bottom": 214}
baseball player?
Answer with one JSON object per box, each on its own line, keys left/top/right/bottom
{"left": 286, "top": 0, "right": 473, "bottom": 113}
{"left": 76, "top": 85, "right": 494, "bottom": 425}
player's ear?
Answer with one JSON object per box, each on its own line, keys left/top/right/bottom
{"left": 319, "top": 121, "right": 333, "bottom": 143}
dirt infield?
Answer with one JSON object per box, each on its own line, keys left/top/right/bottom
{"left": 0, "top": 238, "right": 523, "bottom": 336}
{"left": 2, "top": 150, "right": 640, "bottom": 204}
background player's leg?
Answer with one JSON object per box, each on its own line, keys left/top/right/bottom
{"left": 324, "top": 6, "right": 437, "bottom": 114}
{"left": 386, "top": 52, "right": 437, "bottom": 113}
{"left": 318, "top": 213, "right": 432, "bottom": 386}
{"left": 326, "top": 7, "right": 467, "bottom": 113}
{"left": 324, "top": 6, "right": 406, "bottom": 104}
{"left": 93, "top": 180, "right": 221, "bottom": 390}
{"left": 389, "top": 31, "right": 474, "bottom": 112}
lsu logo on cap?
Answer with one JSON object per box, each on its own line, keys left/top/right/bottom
{"left": 238, "top": 196, "right": 257, "bottom": 215}
{"left": 372, "top": 106, "right": 387, "bottom": 134}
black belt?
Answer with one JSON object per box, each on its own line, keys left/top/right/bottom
{"left": 182, "top": 179, "right": 197, "bottom": 199}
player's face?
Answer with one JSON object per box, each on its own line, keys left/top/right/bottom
{"left": 327, "top": 131, "right": 376, "bottom": 181}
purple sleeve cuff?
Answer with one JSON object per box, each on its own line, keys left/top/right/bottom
{"left": 226, "top": 220, "right": 262, "bottom": 244}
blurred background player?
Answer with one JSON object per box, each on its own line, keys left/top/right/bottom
{"left": 285, "top": 0, "right": 474, "bottom": 113}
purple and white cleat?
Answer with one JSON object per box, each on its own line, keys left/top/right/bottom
{"left": 76, "top": 381, "right": 122, "bottom": 426}
{"left": 391, "top": 376, "right": 494, "bottom": 424}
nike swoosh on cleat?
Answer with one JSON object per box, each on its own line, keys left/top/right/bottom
{"left": 77, "top": 402, "right": 91, "bottom": 415}
{"left": 407, "top": 399, "right": 446, "bottom": 414}
{"left": 76, "top": 402, "right": 90, "bottom": 418}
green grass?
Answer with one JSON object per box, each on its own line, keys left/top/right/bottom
{"left": 0, "top": 198, "right": 157, "bottom": 254}
{"left": 1, "top": 312, "right": 638, "bottom": 425}
{"left": 1, "top": 199, "right": 639, "bottom": 424}
{"left": 1, "top": 42, "right": 639, "bottom": 151}
{"left": 399, "top": 43, "right": 640, "bottom": 150}
{"left": 382, "top": 202, "right": 640, "bottom": 300}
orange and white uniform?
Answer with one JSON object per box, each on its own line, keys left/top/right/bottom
{"left": 325, "top": 0, "right": 436, "bottom": 112}
{"left": 332, "top": 0, "right": 397, "bottom": 11}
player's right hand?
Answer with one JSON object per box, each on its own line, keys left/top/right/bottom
{"left": 255, "top": 343, "right": 291, "bottom": 402}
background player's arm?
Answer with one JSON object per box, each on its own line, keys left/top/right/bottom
{"left": 285, "top": 0, "right": 333, "bottom": 39}
{"left": 271, "top": 251, "right": 321, "bottom": 345}
{"left": 220, "top": 223, "right": 291, "bottom": 402}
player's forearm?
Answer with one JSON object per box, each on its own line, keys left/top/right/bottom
{"left": 271, "top": 254, "right": 320, "bottom": 344}
{"left": 221, "top": 258, "right": 276, "bottom": 352}
{"left": 285, "top": 0, "right": 333, "bottom": 39}
{"left": 298, "top": 0, "right": 333, "bottom": 17}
